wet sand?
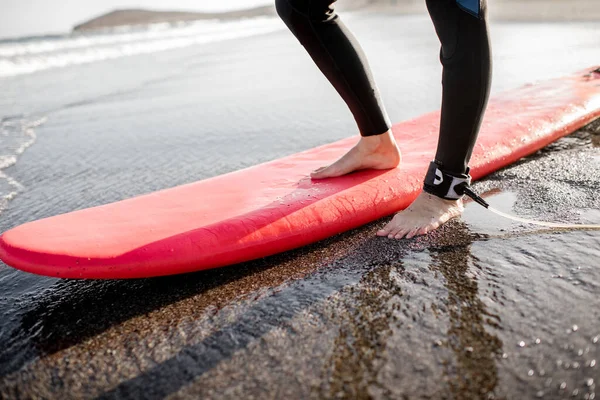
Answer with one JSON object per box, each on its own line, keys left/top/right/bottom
{"left": 1, "top": 120, "right": 598, "bottom": 399}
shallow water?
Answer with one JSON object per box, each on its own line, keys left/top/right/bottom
{"left": 0, "top": 12, "right": 599, "bottom": 399}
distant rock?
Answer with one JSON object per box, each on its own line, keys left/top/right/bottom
{"left": 73, "top": 6, "right": 277, "bottom": 32}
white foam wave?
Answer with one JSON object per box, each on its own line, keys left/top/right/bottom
{"left": 0, "top": 116, "right": 46, "bottom": 214}
{"left": 0, "top": 17, "right": 283, "bottom": 78}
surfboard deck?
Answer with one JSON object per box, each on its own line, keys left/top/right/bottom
{"left": 1, "top": 67, "right": 599, "bottom": 279}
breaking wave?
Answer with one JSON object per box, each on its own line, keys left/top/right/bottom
{"left": 0, "top": 116, "right": 46, "bottom": 213}
{"left": 0, "top": 17, "right": 283, "bottom": 78}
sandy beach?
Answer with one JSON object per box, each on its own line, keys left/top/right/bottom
{"left": 0, "top": 4, "right": 599, "bottom": 399}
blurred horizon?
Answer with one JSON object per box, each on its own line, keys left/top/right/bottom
{"left": 0, "top": 0, "right": 272, "bottom": 39}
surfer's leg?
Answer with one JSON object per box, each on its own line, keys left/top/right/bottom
{"left": 430, "top": 0, "right": 492, "bottom": 174}
{"left": 378, "top": 0, "right": 491, "bottom": 239}
{"left": 275, "top": 0, "right": 400, "bottom": 179}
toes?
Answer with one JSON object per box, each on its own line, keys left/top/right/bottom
{"left": 377, "top": 223, "right": 393, "bottom": 237}
{"left": 310, "top": 164, "right": 345, "bottom": 179}
{"left": 310, "top": 167, "right": 328, "bottom": 179}
{"left": 378, "top": 196, "right": 461, "bottom": 240}
{"left": 377, "top": 221, "right": 395, "bottom": 236}
{"left": 406, "top": 227, "right": 421, "bottom": 239}
{"left": 388, "top": 228, "right": 402, "bottom": 239}
{"left": 394, "top": 229, "right": 409, "bottom": 240}
{"left": 310, "top": 171, "right": 328, "bottom": 180}
{"left": 415, "top": 221, "right": 439, "bottom": 237}
{"left": 409, "top": 222, "right": 438, "bottom": 238}
{"left": 387, "top": 229, "right": 398, "bottom": 239}
{"left": 379, "top": 214, "right": 404, "bottom": 237}
{"left": 418, "top": 226, "right": 431, "bottom": 236}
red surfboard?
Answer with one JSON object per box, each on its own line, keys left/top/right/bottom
{"left": 1, "top": 67, "right": 599, "bottom": 279}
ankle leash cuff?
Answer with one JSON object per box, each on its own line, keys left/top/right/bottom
{"left": 423, "top": 161, "right": 471, "bottom": 200}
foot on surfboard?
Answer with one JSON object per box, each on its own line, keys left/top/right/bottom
{"left": 377, "top": 192, "right": 464, "bottom": 240}
{"left": 310, "top": 130, "right": 401, "bottom": 179}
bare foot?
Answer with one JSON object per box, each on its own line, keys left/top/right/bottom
{"left": 310, "top": 130, "right": 401, "bottom": 179}
{"left": 376, "top": 192, "right": 464, "bottom": 239}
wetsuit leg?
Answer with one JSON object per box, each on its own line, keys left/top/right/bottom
{"left": 426, "top": 0, "right": 492, "bottom": 175}
{"left": 275, "top": 0, "right": 392, "bottom": 136}
{"left": 276, "top": 0, "right": 491, "bottom": 176}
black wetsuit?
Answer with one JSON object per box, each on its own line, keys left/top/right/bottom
{"left": 275, "top": 0, "right": 492, "bottom": 184}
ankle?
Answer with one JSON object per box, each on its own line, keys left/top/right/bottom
{"left": 359, "top": 130, "right": 397, "bottom": 151}
{"left": 421, "top": 192, "right": 464, "bottom": 208}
